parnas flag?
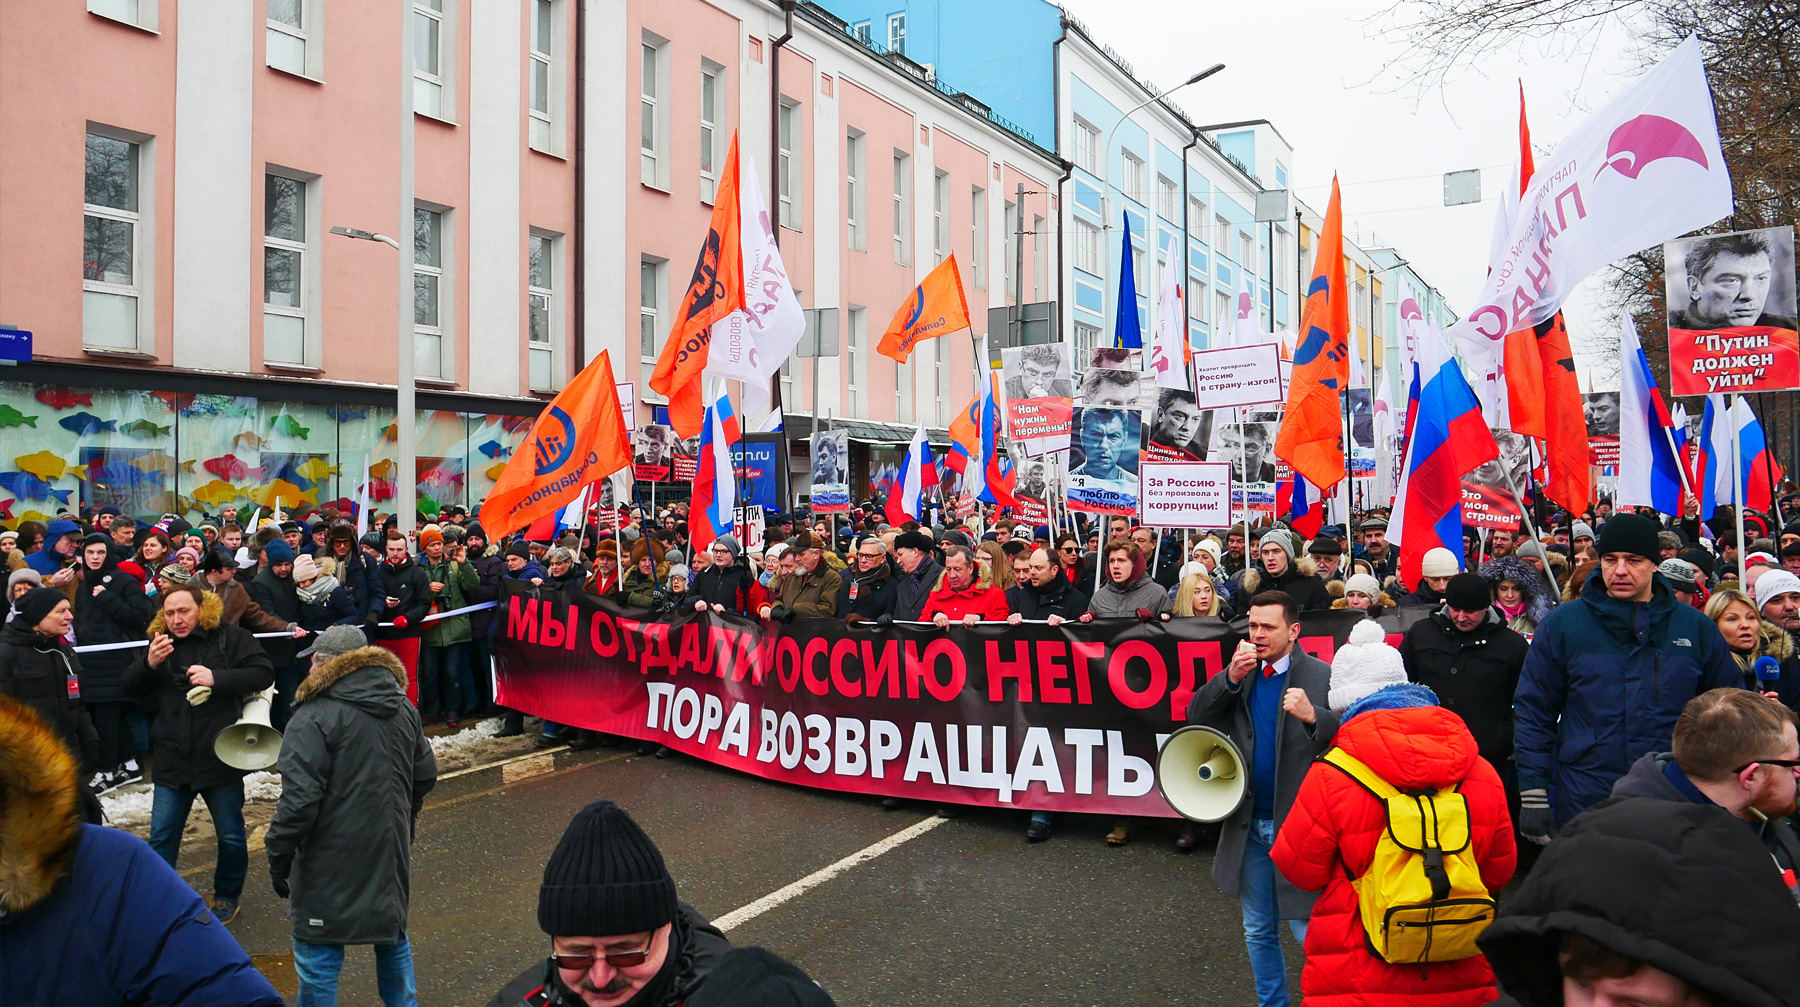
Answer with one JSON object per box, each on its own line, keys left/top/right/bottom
{"left": 877, "top": 254, "right": 972, "bottom": 363}
{"left": 652, "top": 134, "right": 745, "bottom": 437}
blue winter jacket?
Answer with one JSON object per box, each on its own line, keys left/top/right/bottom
{"left": 23, "top": 519, "right": 80, "bottom": 577}
{"left": 0, "top": 824, "right": 282, "bottom": 1005}
{"left": 1513, "top": 568, "right": 1739, "bottom": 824}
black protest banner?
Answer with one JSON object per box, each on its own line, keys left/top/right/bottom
{"left": 493, "top": 581, "right": 1426, "bottom": 816}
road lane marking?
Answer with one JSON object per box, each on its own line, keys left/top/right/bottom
{"left": 712, "top": 815, "right": 948, "bottom": 932}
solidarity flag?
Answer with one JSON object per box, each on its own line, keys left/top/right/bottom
{"left": 885, "top": 425, "right": 939, "bottom": 525}
{"left": 1115, "top": 212, "right": 1142, "bottom": 350}
{"left": 1451, "top": 37, "right": 1730, "bottom": 352}
{"left": 1697, "top": 395, "right": 1784, "bottom": 518}
{"left": 704, "top": 156, "right": 805, "bottom": 423}
{"left": 946, "top": 355, "right": 1016, "bottom": 507}
{"left": 1390, "top": 320, "right": 1498, "bottom": 589}
{"left": 1149, "top": 246, "right": 1189, "bottom": 390}
{"left": 877, "top": 254, "right": 972, "bottom": 363}
{"left": 481, "top": 350, "right": 632, "bottom": 537}
{"left": 1615, "top": 315, "right": 1687, "bottom": 513}
{"left": 1275, "top": 175, "right": 1351, "bottom": 490}
{"left": 652, "top": 135, "right": 745, "bottom": 437}
{"left": 691, "top": 383, "right": 742, "bottom": 552}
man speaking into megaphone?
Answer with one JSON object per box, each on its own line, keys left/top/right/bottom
{"left": 1186, "top": 590, "right": 1340, "bottom": 1007}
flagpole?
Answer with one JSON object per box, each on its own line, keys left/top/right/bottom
{"left": 1757, "top": 393, "right": 1782, "bottom": 534}
{"left": 1732, "top": 392, "right": 1748, "bottom": 586}
{"left": 1497, "top": 455, "right": 1564, "bottom": 601}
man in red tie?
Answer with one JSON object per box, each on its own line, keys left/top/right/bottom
{"left": 1187, "top": 590, "right": 1339, "bottom": 1007}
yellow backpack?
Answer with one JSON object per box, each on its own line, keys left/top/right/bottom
{"left": 1321, "top": 747, "right": 1495, "bottom": 965}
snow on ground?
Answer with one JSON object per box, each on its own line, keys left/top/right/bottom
{"left": 101, "top": 718, "right": 537, "bottom": 839}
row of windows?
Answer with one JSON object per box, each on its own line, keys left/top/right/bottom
{"left": 80, "top": 132, "right": 561, "bottom": 389}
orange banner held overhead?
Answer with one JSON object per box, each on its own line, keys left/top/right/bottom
{"left": 1274, "top": 175, "right": 1351, "bottom": 491}
{"left": 877, "top": 253, "right": 973, "bottom": 363}
{"left": 480, "top": 350, "right": 631, "bottom": 538}
{"left": 651, "top": 134, "right": 745, "bottom": 437}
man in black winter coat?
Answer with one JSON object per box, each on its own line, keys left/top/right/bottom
{"left": 247, "top": 539, "right": 305, "bottom": 730}
{"left": 123, "top": 584, "right": 276, "bottom": 925}
{"left": 1006, "top": 546, "right": 1089, "bottom": 623}
{"left": 369, "top": 532, "right": 433, "bottom": 692}
{"left": 839, "top": 537, "right": 899, "bottom": 623}
{"left": 267, "top": 625, "right": 437, "bottom": 1006}
{"left": 1399, "top": 573, "right": 1529, "bottom": 772}
{"left": 70, "top": 533, "right": 152, "bottom": 787}
{"left": 890, "top": 531, "right": 942, "bottom": 621}
{"left": 691, "top": 536, "right": 756, "bottom": 615}
{"left": 1239, "top": 533, "right": 1331, "bottom": 612}
{"left": 0, "top": 588, "right": 100, "bottom": 773}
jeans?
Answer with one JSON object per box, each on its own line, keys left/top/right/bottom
{"left": 148, "top": 781, "right": 247, "bottom": 899}
{"left": 468, "top": 636, "right": 493, "bottom": 711}
{"left": 417, "top": 643, "right": 469, "bottom": 719}
{"left": 292, "top": 936, "right": 417, "bottom": 1007}
{"left": 1240, "top": 816, "right": 1307, "bottom": 1007}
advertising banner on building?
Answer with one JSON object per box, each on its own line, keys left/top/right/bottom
{"left": 1139, "top": 462, "right": 1232, "bottom": 528}
{"left": 1000, "top": 344, "right": 1075, "bottom": 457}
{"left": 493, "top": 582, "right": 1426, "bottom": 815}
{"left": 1665, "top": 226, "right": 1800, "bottom": 397}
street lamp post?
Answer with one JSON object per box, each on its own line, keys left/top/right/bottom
{"left": 332, "top": 219, "right": 415, "bottom": 540}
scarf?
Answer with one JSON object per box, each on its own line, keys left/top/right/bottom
{"left": 296, "top": 574, "right": 341, "bottom": 605}
{"left": 1498, "top": 598, "right": 1526, "bottom": 619}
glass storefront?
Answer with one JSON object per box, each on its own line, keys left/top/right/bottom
{"left": 0, "top": 380, "right": 532, "bottom": 528}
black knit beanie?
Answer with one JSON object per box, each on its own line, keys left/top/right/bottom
{"left": 1594, "top": 513, "right": 1660, "bottom": 562}
{"left": 1444, "top": 572, "right": 1493, "bottom": 612}
{"left": 13, "top": 587, "right": 68, "bottom": 629}
{"left": 538, "top": 801, "right": 677, "bottom": 937}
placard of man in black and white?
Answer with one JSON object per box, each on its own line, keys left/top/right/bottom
{"left": 1004, "top": 344, "right": 1075, "bottom": 400}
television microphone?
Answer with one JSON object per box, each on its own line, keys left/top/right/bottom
{"left": 1755, "top": 655, "right": 1781, "bottom": 687}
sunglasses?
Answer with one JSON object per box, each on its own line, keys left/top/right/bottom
{"left": 551, "top": 941, "right": 653, "bottom": 972}
{"left": 1060, "top": 545, "right": 1078, "bottom": 553}
{"left": 1732, "top": 757, "right": 1800, "bottom": 774}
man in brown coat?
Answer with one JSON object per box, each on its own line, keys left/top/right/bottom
{"left": 758, "top": 531, "right": 841, "bottom": 620}
{"left": 200, "top": 549, "right": 305, "bottom": 638}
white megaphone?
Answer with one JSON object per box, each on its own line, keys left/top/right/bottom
{"left": 215, "top": 687, "right": 283, "bottom": 771}
{"left": 1155, "top": 725, "right": 1248, "bottom": 822}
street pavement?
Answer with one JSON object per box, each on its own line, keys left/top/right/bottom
{"left": 197, "top": 746, "right": 1295, "bottom": 1005}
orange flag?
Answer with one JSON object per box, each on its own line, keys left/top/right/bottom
{"left": 1274, "top": 175, "right": 1350, "bottom": 491}
{"left": 877, "top": 253, "right": 972, "bottom": 363}
{"left": 479, "top": 350, "right": 631, "bottom": 538}
{"left": 651, "top": 134, "right": 744, "bottom": 437}
{"left": 1504, "top": 85, "right": 1549, "bottom": 440}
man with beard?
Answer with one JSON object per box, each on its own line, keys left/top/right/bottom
{"left": 1005, "top": 545, "right": 1088, "bottom": 623}
{"left": 1671, "top": 230, "right": 1797, "bottom": 331}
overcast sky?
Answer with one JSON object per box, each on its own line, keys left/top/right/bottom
{"left": 1060, "top": 0, "right": 1654, "bottom": 387}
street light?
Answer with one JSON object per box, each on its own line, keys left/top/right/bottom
{"left": 329, "top": 226, "right": 399, "bottom": 249}
{"left": 330, "top": 224, "right": 414, "bottom": 537}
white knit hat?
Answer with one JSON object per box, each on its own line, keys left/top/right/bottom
{"left": 1420, "top": 547, "right": 1461, "bottom": 579}
{"left": 1344, "top": 573, "right": 1381, "bottom": 600}
{"left": 1328, "top": 619, "right": 1409, "bottom": 713}
{"left": 1195, "top": 538, "right": 1223, "bottom": 564}
{"left": 1754, "top": 569, "right": 1800, "bottom": 612}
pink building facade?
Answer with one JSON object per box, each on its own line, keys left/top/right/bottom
{"left": 0, "top": 0, "right": 1057, "bottom": 525}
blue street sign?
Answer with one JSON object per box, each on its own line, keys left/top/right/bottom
{"left": 0, "top": 328, "right": 31, "bottom": 365}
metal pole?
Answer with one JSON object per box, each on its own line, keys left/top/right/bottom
{"left": 1497, "top": 455, "right": 1563, "bottom": 601}
{"left": 1731, "top": 393, "right": 1748, "bottom": 585}
{"left": 396, "top": 0, "right": 417, "bottom": 539}
{"left": 1759, "top": 392, "right": 1782, "bottom": 534}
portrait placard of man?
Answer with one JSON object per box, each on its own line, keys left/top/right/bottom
{"left": 1004, "top": 344, "right": 1075, "bottom": 400}
{"left": 1066, "top": 406, "right": 1141, "bottom": 516}
{"left": 1669, "top": 228, "right": 1797, "bottom": 331}
{"left": 1146, "top": 388, "right": 1204, "bottom": 459}
{"left": 1078, "top": 366, "right": 1143, "bottom": 409}
{"left": 1209, "top": 420, "right": 1277, "bottom": 484}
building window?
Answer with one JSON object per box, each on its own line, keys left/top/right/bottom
{"left": 263, "top": 171, "right": 312, "bottom": 365}
{"left": 89, "top": 0, "right": 156, "bottom": 30}
{"left": 529, "top": 232, "right": 556, "bottom": 390}
{"left": 83, "top": 132, "right": 146, "bottom": 351}
{"left": 414, "top": 206, "right": 445, "bottom": 379}
{"left": 933, "top": 170, "right": 949, "bottom": 264}
{"left": 847, "top": 306, "right": 865, "bottom": 415}
{"left": 1215, "top": 214, "right": 1231, "bottom": 256}
{"left": 266, "top": 0, "right": 312, "bottom": 76}
{"left": 529, "top": 0, "right": 556, "bottom": 152}
{"left": 1074, "top": 322, "right": 1100, "bottom": 373}
{"left": 1073, "top": 217, "right": 1101, "bottom": 274}
{"left": 1157, "top": 175, "right": 1178, "bottom": 222}
{"left": 1073, "top": 118, "right": 1100, "bottom": 175}
{"left": 1132, "top": 243, "right": 1145, "bottom": 297}
{"left": 887, "top": 12, "right": 906, "bottom": 55}
{"left": 845, "top": 130, "right": 865, "bottom": 251}
{"left": 700, "top": 61, "right": 723, "bottom": 202}
{"left": 1191, "top": 197, "right": 1208, "bottom": 243}
{"left": 971, "top": 186, "right": 986, "bottom": 289}
{"left": 1120, "top": 152, "right": 1144, "bottom": 202}
{"left": 935, "top": 342, "right": 951, "bottom": 423}
{"left": 777, "top": 99, "right": 800, "bottom": 228}
{"left": 1216, "top": 290, "right": 1232, "bottom": 332}
{"left": 1003, "top": 199, "right": 1018, "bottom": 299}
{"left": 1188, "top": 278, "right": 1207, "bottom": 323}
{"left": 1240, "top": 232, "right": 1255, "bottom": 271}
{"left": 892, "top": 152, "right": 910, "bottom": 265}
{"left": 896, "top": 356, "right": 912, "bottom": 422}
{"left": 850, "top": 20, "right": 871, "bottom": 44}
{"left": 1033, "top": 214, "right": 1046, "bottom": 301}
{"left": 414, "top": 0, "right": 447, "bottom": 117}
{"left": 637, "top": 39, "right": 676, "bottom": 188}
{"left": 639, "top": 258, "right": 663, "bottom": 391}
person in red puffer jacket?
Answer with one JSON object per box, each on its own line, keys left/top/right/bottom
{"left": 1272, "top": 620, "right": 1516, "bottom": 1007}
{"left": 918, "top": 545, "right": 1009, "bottom": 626}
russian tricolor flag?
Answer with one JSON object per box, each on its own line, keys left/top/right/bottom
{"left": 946, "top": 360, "right": 1016, "bottom": 508}
{"left": 1697, "top": 394, "right": 1784, "bottom": 518}
{"left": 691, "top": 385, "right": 741, "bottom": 551}
{"left": 1389, "top": 319, "right": 1498, "bottom": 589}
{"left": 1616, "top": 315, "right": 1685, "bottom": 514}
{"left": 885, "top": 424, "right": 939, "bottom": 526}
{"left": 1278, "top": 472, "right": 1323, "bottom": 539}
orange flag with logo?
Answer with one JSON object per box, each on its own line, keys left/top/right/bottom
{"left": 877, "top": 253, "right": 972, "bottom": 363}
{"left": 1274, "top": 175, "right": 1350, "bottom": 491}
{"left": 479, "top": 350, "right": 631, "bottom": 538}
{"left": 652, "top": 134, "right": 744, "bottom": 437}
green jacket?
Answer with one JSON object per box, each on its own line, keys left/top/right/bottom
{"left": 420, "top": 554, "right": 479, "bottom": 646}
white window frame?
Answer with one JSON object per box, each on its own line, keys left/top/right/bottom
{"left": 1120, "top": 152, "right": 1144, "bottom": 202}
{"left": 1132, "top": 243, "right": 1145, "bottom": 299}
{"left": 778, "top": 98, "right": 801, "bottom": 229}
{"left": 1072, "top": 117, "right": 1100, "bottom": 175}
{"left": 1240, "top": 232, "right": 1255, "bottom": 271}
{"left": 639, "top": 257, "right": 665, "bottom": 394}
{"left": 895, "top": 354, "right": 912, "bottom": 423}
{"left": 1073, "top": 322, "right": 1100, "bottom": 375}
{"left": 887, "top": 12, "right": 906, "bottom": 55}
{"left": 529, "top": 0, "right": 567, "bottom": 156}
{"left": 1216, "top": 290, "right": 1232, "bottom": 332}
{"left": 83, "top": 127, "right": 154, "bottom": 353}
{"left": 413, "top": 0, "right": 455, "bottom": 120}
{"left": 935, "top": 341, "right": 951, "bottom": 423}
{"left": 88, "top": 0, "right": 157, "bottom": 31}
{"left": 414, "top": 204, "right": 451, "bottom": 381}
{"left": 529, "top": 230, "right": 562, "bottom": 391}
{"left": 1215, "top": 214, "right": 1231, "bottom": 257}
{"left": 1157, "top": 175, "right": 1179, "bottom": 222}
{"left": 700, "top": 60, "right": 724, "bottom": 203}
{"left": 970, "top": 185, "right": 986, "bottom": 290}
{"left": 1273, "top": 227, "right": 1289, "bottom": 291}
{"left": 1188, "top": 278, "right": 1207, "bottom": 324}
{"left": 266, "top": 0, "right": 321, "bottom": 79}
{"left": 262, "top": 167, "right": 319, "bottom": 368}
{"left": 845, "top": 129, "right": 866, "bottom": 251}
{"left": 892, "top": 151, "right": 910, "bottom": 265}
{"left": 846, "top": 305, "right": 866, "bottom": 415}
{"left": 1073, "top": 217, "right": 1101, "bottom": 274}
{"left": 1033, "top": 214, "right": 1047, "bottom": 301}
{"left": 1003, "top": 198, "right": 1018, "bottom": 299}
{"left": 850, "top": 20, "right": 872, "bottom": 44}
{"left": 638, "top": 34, "right": 671, "bottom": 189}
{"left": 1190, "top": 197, "right": 1208, "bottom": 245}
{"left": 933, "top": 170, "right": 949, "bottom": 264}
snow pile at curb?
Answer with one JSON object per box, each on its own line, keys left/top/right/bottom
{"left": 430, "top": 717, "right": 535, "bottom": 772}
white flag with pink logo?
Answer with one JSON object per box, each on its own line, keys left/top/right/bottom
{"left": 1231, "top": 275, "right": 1260, "bottom": 349}
{"left": 1450, "top": 36, "right": 1730, "bottom": 352}
{"left": 707, "top": 158, "right": 804, "bottom": 419}
{"left": 1149, "top": 258, "right": 1189, "bottom": 390}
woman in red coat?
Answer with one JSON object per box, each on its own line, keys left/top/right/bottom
{"left": 1271, "top": 621, "right": 1516, "bottom": 1007}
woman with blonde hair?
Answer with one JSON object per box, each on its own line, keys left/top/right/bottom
{"left": 977, "top": 541, "right": 1014, "bottom": 590}
{"left": 1704, "top": 586, "right": 1800, "bottom": 708}
{"left": 1172, "top": 567, "right": 1223, "bottom": 618}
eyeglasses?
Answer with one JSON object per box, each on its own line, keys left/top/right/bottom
{"left": 1732, "top": 757, "right": 1800, "bottom": 774}
{"left": 1060, "top": 545, "right": 1078, "bottom": 553}
{"left": 551, "top": 941, "right": 653, "bottom": 972}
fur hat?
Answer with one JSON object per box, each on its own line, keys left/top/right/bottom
{"left": 1328, "top": 620, "right": 1409, "bottom": 713}
{"left": 629, "top": 537, "right": 665, "bottom": 566}
{"left": 1420, "top": 547, "right": 1460, "bottom": 579}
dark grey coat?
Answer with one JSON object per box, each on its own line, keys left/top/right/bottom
{"left": 264, "top": 645, "right": 437, "bottom": 945}
{"left": 1186, "top": 646, "right": 1340, "bottom": 918}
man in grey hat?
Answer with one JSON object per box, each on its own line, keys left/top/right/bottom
{"left": 266, "top": 624, "right": 438, "bottom": 1006}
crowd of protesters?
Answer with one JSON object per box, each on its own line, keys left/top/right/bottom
{"left": 8, "top": 488, "right": 1800, "bottom": 1006}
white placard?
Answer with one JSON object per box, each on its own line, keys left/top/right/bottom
{"left": 1139, "top": 461, "right": 1233, "bottom": 528}
{"left": 735, "top": 505, "right": 765, "bottom": 551}
{"left": 1191, "top": 342, "right": 1284, "bottom": 410}
{"left": 616, "top": 382, "right": 636, "bottom": 431}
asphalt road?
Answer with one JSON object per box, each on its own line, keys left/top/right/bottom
{"left": 197, "top": 746, "right": 1296, "bottom": 1006}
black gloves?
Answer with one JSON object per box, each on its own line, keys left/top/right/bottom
{"left": 769, "top": 605, "right": 793, "bottom": 624}
{"left": 875, "top": 614, "right": 894, "bottom": 628}
{"left": 271, "top": 872, "right": 291, "bottom": 899}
